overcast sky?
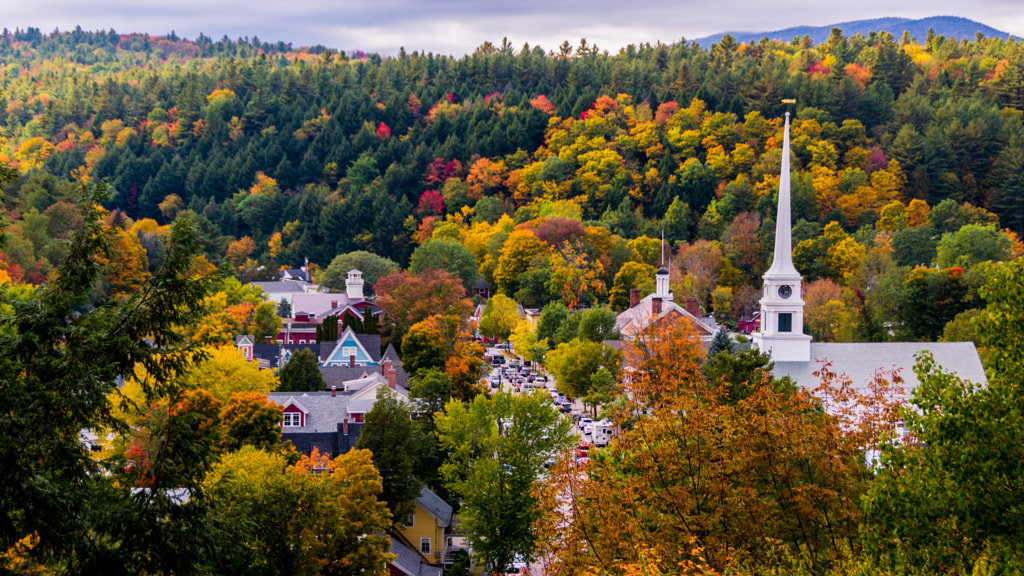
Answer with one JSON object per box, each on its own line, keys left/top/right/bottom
{"left": 5, "top": 0, "right": 1024, "bottom": 56}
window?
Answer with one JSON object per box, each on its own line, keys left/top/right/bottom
{"left": 283, "top": 412, "right": 302, "bottom": 427}
{"left": 404, "top": 512, "right": 415, "bottom": 527}
{"left": 341, "top": 346, "right": 357, "bottom": 358}
{"left": 420, "top": 537, "right": 431, "bottom": 555}
{"left": 778, "top": 313, "right": 792, "bottom": 333}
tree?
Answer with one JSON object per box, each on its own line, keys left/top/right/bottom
{"left": 608, "top": 261, "right": 655, "bottom": 310}
{"left": 0, "top": 182, "right": 224, "bottom": 573}
{"left": 205, "top": 447, "right": 394, "bottom": 576}
{"left": 410, "top": 237, "right": 478, "bottom": 290}
{"left": 375, "top": 269, "right": 472, "bottom": 343}
{"left": 536, "top": 301, "right": 569, "bottom": 345}
{"left": 276, "top": 297, "right": 291, "bottom": 318}
{"left": 494, "top": 229, "right": 548, "bottom": 295}
{"left": 862, "top": 262, "right": 1024, "bottom": 572}
{"left": 537, "top": 320, "right": 895, "bottom": 575}
{"left": 479, "top": 293, "right": 520, "bottom": 340}
{"left": 545, "top": 338, "right": 620, "bottom": 410}
{"left": 936, "top": 223, "right": 1012, "bottom": 269}
{"left": 219, "top": 391, "right": 286, "bottom": 453}
{"left": 181, "top": 344, "right": 280, "bottom": 402}
{"left": 401, "top": 320, "right": 449, "bottom": 375}
{"left": 277, "top": 348, "right": 324, "bottom": 392}
{"left": 251, "top": 301, "right": 282, "bottom": 342}
{"left": 318, "top": 251, "right": 399, "bottom": 293}
{"left": 706, "top": 327, "right": 734, "bottom": 360}
{"left": 576, "top": 307, "right": 620, "bottom": 342}
{"left": 436, "top": 392, "right": 573, "bottom": 573}
{"left": 355, "top": 389, "right": 423, "bottom": 523}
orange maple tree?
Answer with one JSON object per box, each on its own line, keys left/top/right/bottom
{"left": 535, "top": 320, "right": 903, "bottom": 575}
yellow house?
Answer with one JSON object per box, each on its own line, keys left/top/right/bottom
{"left": 396, "top": 487, "right": 453, "bottom": 567}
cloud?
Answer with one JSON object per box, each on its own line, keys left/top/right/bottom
{"left": 4, "top": 0, "right": 1022, "bottom": 56}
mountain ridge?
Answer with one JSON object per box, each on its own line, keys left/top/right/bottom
{"left": 694, "top": 15, "right": 1017, "bottom": 49}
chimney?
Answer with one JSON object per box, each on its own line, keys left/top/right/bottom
{"left": 331, "top": 385, "right": 337, "bottom": 397}
{"left": 652, "top": 297, "right": 662, "bottom": 315}
{"left": 342, "top": 417, "right": 349, "bottom": 435}
{"left": 387, "top": 368, "right": 396, "bottom": 389}
{"left": 264, "top": 336, "right": 272, "bottom": 344}
{"left": 349, "top": 355, "right": 355, "bottom": 368}
{"left": 381, "top": 359, "right": 392, "bottom": 375}
{"left": 630, "top": 288, "right": 640, "bottom": 308}
{"left": 686, "top": 296, "right": 700, "bottom": 317}
{"left": 331, "top": 300, "right": 338, "bottom": 309}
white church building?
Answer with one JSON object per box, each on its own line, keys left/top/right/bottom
{"left": 753, "top": 112, "right": 987, "bottom": 392}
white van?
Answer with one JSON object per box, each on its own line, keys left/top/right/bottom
{"left": 593, "top": 420, "right": 614, "bottom": 446}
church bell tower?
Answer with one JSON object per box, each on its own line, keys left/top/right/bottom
{"left": 752, "top": 112, "right": 812, "bottom": 362}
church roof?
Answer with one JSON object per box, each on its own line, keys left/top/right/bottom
{"left": 772, "top": 341, "right": 987, "bottom": 393}
{"left": 617, "top": 294, "right": 718, "bottom": 340}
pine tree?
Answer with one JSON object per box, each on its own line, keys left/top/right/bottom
{"left": 276, "top": 297, "right": 291, "bottom": 318}
{"left": 277, "top": 348, "right": 324, "bottom": 392}
{"left": 706, "top": 327, "right": 735, "bottom": 361}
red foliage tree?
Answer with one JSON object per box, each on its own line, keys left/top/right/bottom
{"left": 417, "top": 189, "right": 445, "bottom": 216}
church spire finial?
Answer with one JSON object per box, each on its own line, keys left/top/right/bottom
{"left": 765, "top": 112, "right": 800, "bottom": 279}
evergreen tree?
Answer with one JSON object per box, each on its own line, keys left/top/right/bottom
{"left": 706, "top": 327, "right": 735, "bottom": 361}
{"left": 355, "top": 388, "right": 423, "bottom": 523}
{"left": 276, "top": 297, "right": 291, "bottom": 318}
{"left": 276, "top": 348, "right": 324, "bottom": 392}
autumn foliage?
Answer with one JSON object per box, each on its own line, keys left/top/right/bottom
{"left": 536, "top": 321, "right": 903, "bottom": 575}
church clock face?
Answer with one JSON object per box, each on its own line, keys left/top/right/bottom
{"left": 778, "top": 284, "right": 793, "bottom": 299}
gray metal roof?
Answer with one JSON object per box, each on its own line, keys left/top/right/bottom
{"left": 251, "top": 280, "right": 307, "bottom": 294}
{"left": 415, "top": 486, "right": 453, "bottom": 527}
{"left": 269, "top": 392, "right": 353, "bottom": 433}
{"left": 772, "top": 342, "right": 987, "bottom": 392}
{"left": 389, "top": 537, "right": 443, "bottom": 576}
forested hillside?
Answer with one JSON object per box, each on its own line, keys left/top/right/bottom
{"left": 1, "top": 25, "right": 1023, "bottom": 339}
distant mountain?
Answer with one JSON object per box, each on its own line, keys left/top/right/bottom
{"left": 694, "top": 16, "right": 1016, "bottom": 49}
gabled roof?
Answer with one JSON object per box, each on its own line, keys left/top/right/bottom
{"left": 235, "top": 335, "right": 254, "bottom": 346}
{"left": 772, "top": 342, "right": 987, "bottom": 392}
{"left": 381, "top": 343, "right": 402, "bottom": 366}
{"left": 322, "top": 327, "right": 382, "bottom": 366}
{"left": 617, "top": 295, "right": 718, "bottom": 340}
{"left": 389, "top": 537, "right": 443, "bottom": 576}
{"left": 251, "top": 280, "right": 307, "bottom": 295}
{"left": 267, "top": 392, "right": 353, "bottom": 433}
{"left": 281, "top": 268, "right": 312, "bottom": 283}
{"left": 415, "top": 486, "right": 453, "bottom": 527}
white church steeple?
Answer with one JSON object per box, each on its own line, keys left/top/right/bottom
{"left": 752, "top": 112, "right": 812, "bottom": 362}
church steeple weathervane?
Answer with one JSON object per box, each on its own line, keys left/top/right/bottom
{"left": 753, "top": 107, "right": 812, "bottom": 362}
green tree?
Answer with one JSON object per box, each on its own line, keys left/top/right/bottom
{"left": 706, "top": 326, "right": 734, "bottom": 361}
{"left": 935, "top": 223, "right": 1012, "bottom": 269}
{"left": 276, "top": 297, "right": 291, "bottom": 318}
{"left": 409, "top": 237, "right": 478, "bottom": 290}
{"left": 576, "top": 307, "right": 620, "bottom": 342}
{"left": 0, "top": 182, "right": 223, "bottom": 573}
{"left": 545, "top": 338, "right": 620, "bottom": 410}
{"left": 251, "top": 301, "right": 282, "bottom": 342}
{"left": 276, "top": 348, "right": 324, "bottom": 392}
{"left": 536, "top": 301, "right": 569, "bottom": 345}
{"left": 355, "top": 389, "right": 423, "bottom": 523}
{"left": 318, "top": 250, "right": 399, "bottom": 293}
{"left": 436, "top": 392, "right": 573, "bottom": 573}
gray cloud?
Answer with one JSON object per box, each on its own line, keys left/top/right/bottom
{"left": 4, "top": 0, "right": 1023, "bottom": 56}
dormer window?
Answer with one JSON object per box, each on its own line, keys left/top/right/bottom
{"left": 283, "top": 412, "right": 302, "bottom": 427}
